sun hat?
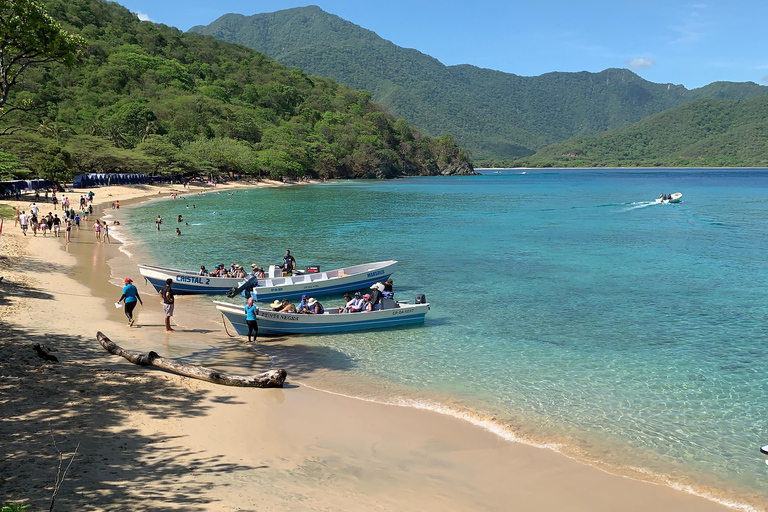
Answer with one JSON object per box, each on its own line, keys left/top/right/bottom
{"left": 363, "top": 293, "right": 371, "bottom": 299}
{"left": 124, "top": 278, "right": 133, "bottom": 283}
{"left": 271, "top": 300, "right": 282, "bottom": 308}
{"left": 354, "top": 291, "right": 361, "bottom": 297}
{"left": 251, "top": 263, "right": 258, "bottom": 268}
{"left": 308, "top": 298, "right": 317, "bottom": 306}
{"left": 371, "top": 283, "right": 384, "bottom": 292}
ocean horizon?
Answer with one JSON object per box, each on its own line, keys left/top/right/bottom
{"left": 118, "top": 168, "right": 768, "bottom": 509}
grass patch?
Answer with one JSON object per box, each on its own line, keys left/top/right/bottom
{"left": 0, "top": 204, "right": 16, "bottom": 219}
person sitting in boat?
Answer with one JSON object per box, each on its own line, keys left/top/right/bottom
{"left": 251, "top": 264, "right": 266, "bottom": 278}
{"left": 370, "top": 283, "right": 384, "bottom": 311}
{"left": 347, "top": 291, "right": 364, "bottom": 313}
{"left": 234, "top": 266, "right": 246, "bottom": 278}
{"left": 296, "top": 295, "right": 310, "bottom": 313}
{"left": 338, "top": 294, "right": 353, "bottom": 313}
{"left": 199, "top": 265, "right": 209, "bottom": 276}
{"left": 360, "top": 294, "right": 373, "bottom": 312}
{"left": 278, "top": 298, "right": 296, "bottom": 313}
{"left": 212, "top": 264, "right": 222, "bottom": 277}
{"left": 306, "top": 298, "right": 324, "bottom": 314}
{"left": 659, "top": 193, "right": 665, "bottom": 200}
{"left": 382, "top": 278, "right": 394, "bottom": 300}
{"left": 270, "top": 300, "right": 282, "bottom": 311}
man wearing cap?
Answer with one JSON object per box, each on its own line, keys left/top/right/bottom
{"left": 159, "top": 278, "right": 175, "bottom": 332}
{"left": 347, "top": 291, "right": 364, "bottom": 313}
{"left": 296, "top": 294, "right": 310, "bottom": 314}
{"left": 117, "top": 278, "right": 143, "bottom": 327}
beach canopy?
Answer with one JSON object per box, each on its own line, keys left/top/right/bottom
{"left": 73, "top": 173, "right": 149, "bottom": 187}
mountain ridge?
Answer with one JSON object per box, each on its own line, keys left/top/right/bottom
{"left": 189, "top": 6, "right": 768, "bottom": 163}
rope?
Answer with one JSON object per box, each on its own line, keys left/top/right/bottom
{"left": 221, "top": 313, "right": 236, "bottom": 337}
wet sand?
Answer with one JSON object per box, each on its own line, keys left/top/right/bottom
{"left": 0, "top": 183, "right": 741, "bottom": 511}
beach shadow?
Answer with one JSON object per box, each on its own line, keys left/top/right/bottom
{"left": 0, "top": 279, "right": 55, "bottom": 304}
{"left": 0, "top": 324, "right": 263, "bottom": 511}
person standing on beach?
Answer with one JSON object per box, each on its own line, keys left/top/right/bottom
{"left": 156, "top": 215, "right": 162, "bottom": 231}
{"left": 18, "top": 211, "right": 28, "bottom": 235}
{"left": 118, "top": 278, "right": 143, "bottom": 327}
{"left": 244, "top": 296, "right": 258, "bottom": 342}
{"left": 94, "top": 220, "right": 101, "bottom": 242}
{"left": 159, "top": 278, "right": 175, "bottom": 332}
{"left": 65, "top": 218, "right": 72, "bottom": 244}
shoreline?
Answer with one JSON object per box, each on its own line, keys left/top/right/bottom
{"left": 0, "top": 183, "right": 752, "bottom": 511}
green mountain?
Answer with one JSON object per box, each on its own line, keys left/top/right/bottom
{"left": 0, "top": 0, "right": 473, "bottom": 182}
{"left": 517, "top": 96, "right": 768, "bottom": 168}
{"left": 189, "top": 6, "right": 768, "bottom": 163}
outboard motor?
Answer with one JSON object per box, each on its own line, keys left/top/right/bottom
{"left": 415, "top": 294, "right": 426, "bottom": 304}
{"left": 226, "top": 276, "right": 257, "bottom": 298}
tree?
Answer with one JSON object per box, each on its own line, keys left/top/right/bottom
{"left": 0, "top": 0, "right": 85, "bottom": 134}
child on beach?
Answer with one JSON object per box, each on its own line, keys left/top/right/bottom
{"left": 94, "top": 220, "right": 101, "bottom": 242}
{"left": 102, "top": 221, "right": 110, "bottom": 243}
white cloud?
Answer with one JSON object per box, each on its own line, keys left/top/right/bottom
{"left": 135, "top": 11, "right": 152, "bottom": 22}
{"left": 626, "top": 58, "right": 656, "bottom": 70}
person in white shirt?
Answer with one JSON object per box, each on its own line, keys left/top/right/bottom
{"left": 18, "top": 211, "right": 28, "bottom": 235}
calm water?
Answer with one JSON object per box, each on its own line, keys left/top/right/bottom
{"left": 122, "top": 169, "right": 768, "bottom": 507}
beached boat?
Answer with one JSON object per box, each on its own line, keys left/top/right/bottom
{"left": 138, "top": 260, "right": 398, "bottom": 297}
{"left": 655, "top": 192, "right": 683, "bottom": 204}
{"left": 214, "top": 298, "right": 430, "bottom": 335}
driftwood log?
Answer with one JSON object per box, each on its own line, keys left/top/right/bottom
{"left": 97, "top": 331, "right": 286, "bottom": 388}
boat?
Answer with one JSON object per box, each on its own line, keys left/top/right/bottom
{"left": 214, "top": 297, "right": 430, "bottom": 335}
{"left": 655, "top": 192, "right": 683, "bottom": 204}
{"left": 761, "top": 445, "right": 768, "bottom": 465}
{"left": 138, "top": 260, "right": 398, "bottom": 297}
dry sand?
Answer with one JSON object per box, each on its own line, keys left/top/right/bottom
{"left": 0, "top": 182, "right": 740, "bottom": 511}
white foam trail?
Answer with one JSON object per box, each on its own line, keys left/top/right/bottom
{"left": 619, "top": 201, "right": 658, "bottom": 212}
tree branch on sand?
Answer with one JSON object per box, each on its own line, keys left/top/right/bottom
{"left": 96, "top": 332, "right": 287, "bottom": 388}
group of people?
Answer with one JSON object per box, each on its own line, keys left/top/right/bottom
{"left": 268, "top": 294, "right": 325, "bottom": 315}
{"left": 116, "top": 277, "right": 175, "bottom": 333}
{"left": 199, "top": 263, "right": 257, "bottom": 278}
{"left": 659, "top": 193, "right": 674, "bottom": 201}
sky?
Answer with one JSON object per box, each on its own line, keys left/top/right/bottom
{"left": 115, "top": 0, "right": 768, "bottom": 89}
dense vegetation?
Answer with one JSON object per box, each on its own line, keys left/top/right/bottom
{"left": 0, "top": 0, "right": 473, "bottom": 183}
{"left": 190, "top": 6, "right": 768, "bottom": 164}
{"left": 516, "top": 96, "right": 768, "bottom": 168}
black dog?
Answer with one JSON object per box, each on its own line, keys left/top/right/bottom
{"left": 33, "top": 343, "right": 59, "bottom": 363}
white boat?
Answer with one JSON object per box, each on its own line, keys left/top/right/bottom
{"left": 214, "top": 298, "right": 430, "bottom": 335}
{"left": 138, "top": 260, "right": 398, "bottom": 297}
{"left": 655, "top": 192, "right": 683, "bottom": 204}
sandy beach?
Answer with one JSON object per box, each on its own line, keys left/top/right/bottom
{"left": 0, "top": 182, "right": 741, "bottom": 511}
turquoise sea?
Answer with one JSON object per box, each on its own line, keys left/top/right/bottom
{"left": 121, "top": 169, "right": 768, "bottom": 508}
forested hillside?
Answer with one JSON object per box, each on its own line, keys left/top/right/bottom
{"left": 190, "top": 6, "right": 768, "bottom": 164}
{"left": 0, "top": 0, "right": 473, "bottom": 182}
{"left": 516, "top": 96, "right": 768, "bottom": 168}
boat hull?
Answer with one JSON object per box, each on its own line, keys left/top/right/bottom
{"left": 138, "top": 260, "right": 397, "bottom": 297}
{"left": 214, "top": 300, "right": 429, "bottom": 335}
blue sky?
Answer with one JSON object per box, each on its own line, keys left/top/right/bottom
{"left": 116, "top": 0, "right": 768, "bottom": 89}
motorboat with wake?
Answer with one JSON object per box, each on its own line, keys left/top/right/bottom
{"left": 656, "top": 192, "right": 683, "bottom": 204}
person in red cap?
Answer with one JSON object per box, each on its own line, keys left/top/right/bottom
{"left": 117, "top": 278, "right": 143, "bottom": 327}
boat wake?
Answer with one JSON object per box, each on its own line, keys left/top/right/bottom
{"left": 619, "top": 201, "right": 659, "bottom": 212}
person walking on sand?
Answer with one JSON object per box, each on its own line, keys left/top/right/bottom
{"left": 51, "top": 214, "right": 61, "bottom": 237}
{"left": 18, "top": 211, "right": 28, "bottom": 236}
{"left": 102, "top": 221, "right": 110, "bottom": 243}
{"left": 156, "top": 215, "right": 162, "bottom": 231}
{"left": 159, "top": 278, "right": 175, "bottom": 332}
{"left": 65, "top": 218, "right": 72, "bottom": 243}
{"left": 118, "top": 278, "right": 143, "bottom": 327}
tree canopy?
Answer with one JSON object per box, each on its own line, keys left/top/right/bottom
{"left": 0, "top": 0, "right": 473, "bottom": 181}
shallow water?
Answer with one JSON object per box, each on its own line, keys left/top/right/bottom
{"left": 121, "top": 170, "right": 768, "bottom": 507}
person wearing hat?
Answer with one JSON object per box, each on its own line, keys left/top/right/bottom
{"left": 306, "top": 297, "right": 324, "bottom": 315}
{"left": 370, "top": 282, "right": 385, "bottom": 311}
{"left": 117, "top": 278, "right": 143, "bottom": 327}
{"left": 346, "top": 291, "right": 364, "bottom": 313}
{"left": 361, "top": 293, "right": 373, "bottom": 312}
{"left": 296, "top": 294, "right": 310, "bottom": 314}
{"left": 270, "top": 299, "right": 283, "bottom": 311}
